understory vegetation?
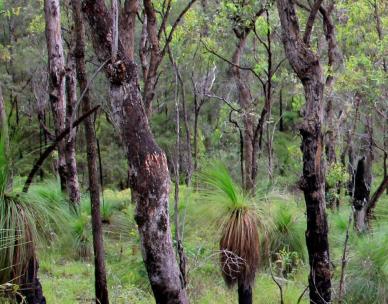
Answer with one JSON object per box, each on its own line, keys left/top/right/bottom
{"left": 2, "top": 173, "right": 387, "bottom": 303}
{"left": 0, "top": 0, "right": 387, "bottom": 303}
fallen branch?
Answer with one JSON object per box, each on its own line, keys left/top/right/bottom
{"left": 23, "top": 106, "right": 100, "bottom": 193}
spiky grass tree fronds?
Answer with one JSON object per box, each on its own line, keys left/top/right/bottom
{"left": 199, "top": 162, "right": 261, "bottom": 296}
{"left": 71, "top": 212, "right": 92, "bottom": 259}
{"left": 220, "top": 208, "right": 260, "bottom": 288}
{"left": 0, "top": 186, "right": 70, "bottom": 285}
{"left": 266, "top": 206, "right": 306, "bottom": 262}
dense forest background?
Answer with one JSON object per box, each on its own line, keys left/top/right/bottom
{"left": 0, "top": 0, "right": 387, "bottom": 303}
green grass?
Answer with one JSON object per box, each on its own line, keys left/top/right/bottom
{"left": 7, "top": 178, "right": 387, "bottom": 304}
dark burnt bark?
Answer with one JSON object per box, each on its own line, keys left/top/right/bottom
{"left": 44, "top": 0, "right": 67, "bottom": 191}
{"left": 81, "top": 1, "right": 188, "bottom": 303}
{"left": 276, "top": 1, "right": 331, "bottom": 303}
{"left": 71, "top": 1, "right": 109, "bottom": 303}
{"left": 238, "top": 283, "right": 252, "bottom": 304}
{"left": 353, "top": 115, "right": 373, "bottom": 232}
{"left": 353, "top": 157, "right": 371, "bottom": 232}
{"left": 65, "top": 43, "right": 81, "bottom": 207}
{"left": 17, "top": 258, "right": 46, "bottom": 304}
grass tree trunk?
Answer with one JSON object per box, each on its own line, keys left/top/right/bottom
{"left": 238, "top": 283, "right": 252, "bottom": 304}
{"left": 1, "top": 87, "right": 46, "bottom": 304}
{"left": 71, "top": 1, "right": 109, "bottom": 303}
{"left": 44, "top": 0, "right": 67, "bottom": 192}
{"left": 65, "top": 43, "right": 81, "bottom": 208}
{"left": 276, "top": 1, "right": 331, "bottom": 303}
{"left": 81, "top": 1, "right": 188, "bottom": 303}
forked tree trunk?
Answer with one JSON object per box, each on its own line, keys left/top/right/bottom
{"left": 44, "top": 0, "right": 67, "bottom": 191}
{"left": 276, "top": 1, "right": 331, "bottom": 303}
{"left": 81, "top": 1, "right": 188, "bottom": 303}
{"left": 71, "top": 1, "right": 109, "bottom": 303}
{"left": 65, "top": 43, "right": 81, "bottom": 207}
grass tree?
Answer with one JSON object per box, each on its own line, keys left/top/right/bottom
{"left": 200, "top": 162, "right": 261, "bottom": 304}
{"left": 0, "top": 92, "right": 69, "bottom": 303}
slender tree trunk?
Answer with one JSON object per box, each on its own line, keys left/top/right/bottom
{"left": 181, "top": 78, "right": 193, "bottom": 185}
{"left": 0, "top": 86, "right": 9, "bottom": 157}
{"left": 276, "top": 1, "right": 331, "bottom": 302}
{"left": 44, "top": 0, "right": 67, "bottom": 191}
{"left": 81, "top": 1, "right": 188, "bottom": 302}
{"left": 172, "top": 63, "right": 187, "bottom": 286}
{"left": 279, "top": 88, "right": 284, "bottom": 132}
{"left": 65, "top": 43, "right": 81, "bottom": 207}
{"left": 167, "top": 52, "right": 192, "bottom": 185}
{"left": 231, "top": 33, "right": 255, "bottom": 192}
{"left": 71, "top": 1, "right": 109, "bottom": 303}
{"left": 193, "top": 104, "right": 199, "bottom": 171}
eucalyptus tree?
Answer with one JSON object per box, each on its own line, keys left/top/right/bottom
{"left": 44, "top": 0, "right": 80, "bottom": 206}
{"left": 81, "top": 0, "right": 189, "bottom": 302}
{"left": 71, "top": 1, "right": 109, "bottom": 303}
{"left": 276, "top": 1, "right": 332, "bottom": 302}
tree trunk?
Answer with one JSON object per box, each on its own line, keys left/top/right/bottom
{"left": 279, "top": 88, "right": 284, "bottom": 132}
{"left": 353, "top": 114, "right": 373, "bottom": 232}
{"left": 71, "top": 1, "right": 109, "bottom": 303}
{"left": 231, "top": 33, "right": 255, "bottom": 193}
{"left": 193, "top": 105, "right": 199, "bottom": 172}
{"left": 81, "top": 1, "right": 188, "bottom": 303}
{"left": 16, "top": 258, "right": 46, "bottom": 304}
{"left": 276, "top": 1, "right": 331, "bottom": 303}
{"left": 238, "top": 282, "right": 252, "bottom": 304}
{"left": 44, "top": 0, "right": 67, "bottom": 191}
{"left": 65, "top": 43, "right": 81, "bottom": 208}
{"left": 353, "top": 157, "right": 371, "bottom": 232}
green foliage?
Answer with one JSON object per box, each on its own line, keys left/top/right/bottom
{"left": 264, "top": 202, "right": 306, "bottom": 262}
{"left": 273, "top": 248, "right": 303, "bottom": 279}
{"left": 326, "top": 163, "right": 349, "bottom": 188}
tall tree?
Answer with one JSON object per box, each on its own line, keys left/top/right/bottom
{"left": 65, "top": 42, "right": 81, "bottom": 207}
{"left": 81, "top": 1, "right": 188, "bottom": 303}
{"left": 44, "top": 0, "right": 67, "bottom": 191}
{"left": 276, "top": 1, "right": 331, "bottom": 303}
{"left": 71, "top": 1, "right": 109, "bottom": 303}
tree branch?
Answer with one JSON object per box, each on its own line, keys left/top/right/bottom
{"left": 303, "top": 0, "right": 324, "bottom": 46}
{"left": 23, "top": 106, "right": 100, "bottom": 193}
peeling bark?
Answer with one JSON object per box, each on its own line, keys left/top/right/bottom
{"left": 44, "top": 0, "right": 67, "bottom": 191}
{"left": 81, "top": 1, "right": 188, "bottom": 302}
{"left": 65, "top": 42, "right": 81, "bottom": 207}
